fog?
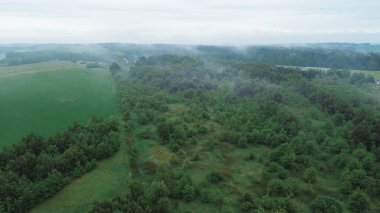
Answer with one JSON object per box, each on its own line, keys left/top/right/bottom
{"left": 0, "top": 0, "right": 379, "bottom": 44}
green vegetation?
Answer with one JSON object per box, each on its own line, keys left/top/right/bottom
{"left": 0, "top": 118, "right": 120, "bottom": 212}
{"left": 352, "top": 70, "right": 380, "bottom": 80}
{"left": 0, "top": 62, "right": 117, "bottom": 148}
{"left": 348, "top": 190, "right": 371, "bottom": 213}
{"left": 310, "top": 195, "right": 343, "bottom": 213}
{"left": 31, "top": 127, "right": 130, "bottom": 213}
{"left": 91, "top": 55, "right": 380, "bottom": 212}
{"left": 1, "top": 45, "right": 380, "bottom": 213}
{"left": 199, "top": 46, "right": 380, "bottom": 71}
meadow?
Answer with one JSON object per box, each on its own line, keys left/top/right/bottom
{"left": 0, "top": 61, "right": 117, "bottom": 148}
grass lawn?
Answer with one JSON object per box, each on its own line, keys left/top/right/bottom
{"left": 0, "top": 62, "right": 117, "bottom": 148}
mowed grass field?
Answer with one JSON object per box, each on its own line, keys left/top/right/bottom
{"left": 0, "top": 61, "right": 117, "bottom": 148}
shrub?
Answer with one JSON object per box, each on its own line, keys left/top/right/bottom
{"left": 269, "top": 143, "right": 295, "bottom": 168}
{"left": 304, "top": 167, "right": 318, "bottom": 183}
{"left": 267, "top": 179, "right": 299, "bottom": 197}
{"left": 245, "top": 152, "right": 256, "bottom": 160}
{"left": 209, "top": 171, "right": 224, "bottom": 183}
{"left": 182, "top": 184, "right": 196, "bottom": 202}
{"left": 240, "top": 192, "right": 257, "bottom": 211}
{"left": 310, "top": 195, "right": 343, "bottom": 213}
{"left": 348, "top": 191, "right": 370, "bottom": 213}
{"left": 200, "top": 189, "right": 212, "bottom": 203}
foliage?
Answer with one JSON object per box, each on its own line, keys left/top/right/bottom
{"left": 269, "top": 144, "right": 296, "bottom": 168}
{"left": 0, "top": 119, "right": 120, "bottom": 212}
{"left": 304, "top": 167, "right": 318, "bottom": 183}
{"left": 97, "top": 54, "right": 380, "bottom": 212}
{"left": 109, "top": 62, "right": 121, "bottom": 76}
{"left": 348, "top": 190, "right": 370, "bottom": 213}
{"left": 310, "top": 196, "right": 343, "bottom": 213}
{"left": 2, "top": 51, "right": 379, "bottom": 212}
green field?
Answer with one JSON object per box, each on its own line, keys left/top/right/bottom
{"left": 352, "top": 69, "right": 380, "bottom": 79}
{"left": 0, "top": 61, "right": 117, "bottom": 148}
{"left": 0, "top": 61, "right": 131, "bottom": 212}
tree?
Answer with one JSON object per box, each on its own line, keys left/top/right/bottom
{"left": 310, "top": 195, "right": 343, "bottom": 213}
{"left": 109, "top": 62, "right": 121, "bottom": 76}
{"left": 240, "top": 192, "right": 257, "bottom": 211}
{"left": 259, "top": 196, "right": 297, "bottom": 213}
{"left": 182, "top": 184, "right": 196, "bottom": 202}
{"left": 348, "top": 191, "right": 370, "bottom": 213}
{"left": 200, "top": 188, "right": 213, "bottom": 203}
{"left": 150, "top": 181, "right": 169, "bottom": 202}
{"left": 157, "top": 121, "right": 175, "bottom": 142}
{"left": 156, "top": 197, "right": 170, "bottom": 213}
{"left": 342, "top": 169, "right": 373, "bottom": 193}
{"left": 267, "top": 179, "right": 298, "bottom": 197}
{"left": 269, "top": 143, "right": 295, "bottom": 168}
{"left": 304, "top": 167, "right": 318, "bottom": 183}
{"left": 0, "top": 119, "right": 120, "bottom": 212}
{"left": 130, "top": 180, "right": 144, "bottom": 200}
{"left": 209, "top": 171, "right": 224, "bottom": 183}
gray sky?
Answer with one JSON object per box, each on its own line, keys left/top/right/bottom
{"left": 0, "top": 0, "right": 379, "bottom": 44}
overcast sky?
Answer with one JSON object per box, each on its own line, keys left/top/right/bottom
{"left": 0, "top": 0, "right": 379, "bottom": 44}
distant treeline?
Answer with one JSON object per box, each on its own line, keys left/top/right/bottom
{"left": 198, "top": 46, "right": 380, "bottom": 71}
{"left": 2, "top": 44, "right": 380, "bottom": 71}
{"left": 0, "top": 118, "right": 119, "bottom": 212}
{"left": 1, "top": 51, "right": 108, "bottom": 65}
{"left": 306, "top": 43, "right": 380, "bottom": 53}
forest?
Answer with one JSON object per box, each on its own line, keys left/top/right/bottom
{"left": 0, "top": 44, "right": 380, "bottom": 212}
{"left": 92, "top": 54, "right": 380, "bottom": 212}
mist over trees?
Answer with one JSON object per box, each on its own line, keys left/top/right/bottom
{"left": 90, "top": 53, "right": 380, "bottom": 212}
{"left": 1, "top": 44, "right": 380, "bottom": 212}
{"left": 2, "top": 43, "right": 380, "bottom": 71}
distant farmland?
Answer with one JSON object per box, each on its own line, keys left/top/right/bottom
{"left": 0, "top": 61, "right": 117, "bottom": 148}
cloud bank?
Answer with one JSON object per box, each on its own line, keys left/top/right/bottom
{"left": 0, "top": 0, "right": 379, "bottom": 44}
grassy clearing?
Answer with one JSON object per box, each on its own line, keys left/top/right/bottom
{"left": 31, "top": 123, "right": 130, "bottom": 213}
{"left": 0, "top": 62, "right": 117, "bottom": 148}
